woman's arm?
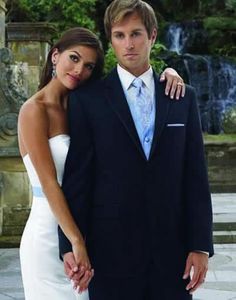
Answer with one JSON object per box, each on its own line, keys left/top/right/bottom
{"left": 18, "top": 100, "right": 92, "bottom": 291}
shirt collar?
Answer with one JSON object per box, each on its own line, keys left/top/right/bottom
{"left": 117, "top": 64, "right": 154, "bottom": 91}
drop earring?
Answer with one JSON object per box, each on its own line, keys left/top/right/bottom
{"left": 52, "top": 63, "right": 57, "bottom": 78}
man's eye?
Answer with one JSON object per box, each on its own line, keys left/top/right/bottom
{"left": 114, "top": 33, "right": 123, "bottom": 39}
{"left": 70, "top": 55, "right": 79, "bottom": 62}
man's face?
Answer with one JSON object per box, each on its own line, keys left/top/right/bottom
{"left": 111, "top": 12, "right": 157, "bottom": 77}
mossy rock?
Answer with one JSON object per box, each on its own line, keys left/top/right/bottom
{"left": 222, "top": 106, "right": 236, "bottom": 133}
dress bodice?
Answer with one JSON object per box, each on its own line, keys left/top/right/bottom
{"left": 22, "top": 134, "right": 70, "bottom": 191}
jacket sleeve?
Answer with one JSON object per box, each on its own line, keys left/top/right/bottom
{"left": 58, "top": 89, "right": 94, "bottom": 257}
{"left": 184, "top": 87, "right": 214, "bottom": 257}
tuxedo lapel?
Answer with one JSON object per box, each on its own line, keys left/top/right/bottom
{"left": 104, "top": 69, "right": 146, "bottom": 160}
{"left": 149, "top": 73, "right": 171, "bottom": 159}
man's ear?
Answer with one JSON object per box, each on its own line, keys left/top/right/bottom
{"left": 151, "top": 28, "right": 157, "bottom": 46}
{"left": 109, "top": 42, "right": 115, "bottom": 53}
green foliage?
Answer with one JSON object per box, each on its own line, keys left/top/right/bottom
{"left": 6, "top": 0, "right": 96, "bottom": 34}
{"left": 158, "top": 0, "right": 235, "bottom": 18}
{"left": 199, "top": 0, "right": 225, "bottom": 15}
{"left": 104, "top": 45, "right": 117, "bottom": 75}
{"left": 203, "top": 133, "right": 236, "bottom": 142}
{"left": 104, "top": 42, "right": 167, "bottom": 75}
{"left": 225, "top": 0, "right": 236, "bottom": 12}
{"left": 204, "top": 16, "right": 236, "bottom": 30}
{"left": 203, "top": 17, "right": 236, "bottom": 56}
{"left": 150, "top": 43, "right": 167, "bottom": 74}
{"left": 217, "top": 45, "right": 236, "bottom": 57}
{"left": 222, "top": 106, "right": 236, "bottom": 134}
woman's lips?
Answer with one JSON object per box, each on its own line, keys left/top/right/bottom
{"left": 67, "top": 74, "right": 80, "bottom": 83}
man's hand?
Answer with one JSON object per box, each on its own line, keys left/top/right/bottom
{"left": 63, "top": 251, "right": 94, "bottom": 293}
{"left": 63, "top": 252, "right": 80, "bottom": 279}
{"left": 160, "top": 67, "right": 185, "bottom": 100}
{"left": 183, "top": 252, "right": 208, "bottom": 294}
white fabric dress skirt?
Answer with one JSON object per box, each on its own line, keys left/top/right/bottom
{"left": 20, "top": 135, "right": 89, "bottom": 300}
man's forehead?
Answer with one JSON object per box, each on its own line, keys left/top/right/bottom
{"left": 111, "top": 12, "right": 144, "bottom": 28}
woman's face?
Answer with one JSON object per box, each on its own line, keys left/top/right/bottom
{"left": 52, "top": 45, "right": 97, "bottom": 90}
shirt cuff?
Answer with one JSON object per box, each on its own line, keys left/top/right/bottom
{"left": 194, "top": 250, "right": 209, "bottom": 256}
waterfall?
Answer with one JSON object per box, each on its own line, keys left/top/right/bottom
{"left": 165, "top": 23, "right": 236, "bottom": 134}
{"left": 219, "top": 60, "right": 236, "bottom": 111}
{"left": 166, "top": 24, "right": 188, "bottom": 54}
{"left": 183, "top": 55, "right": 236, "bottom": 133}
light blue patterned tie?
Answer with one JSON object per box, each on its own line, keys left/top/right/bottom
{"left": 132, "top": 77, "right": 153, "bottom": 130}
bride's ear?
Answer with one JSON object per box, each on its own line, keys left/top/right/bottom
{"left": 51, "top": 48, "right": 59, "bottom": 64}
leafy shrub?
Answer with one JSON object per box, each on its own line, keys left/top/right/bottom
{"left": 222, "top": 106, "right": 236, "bottom": 133}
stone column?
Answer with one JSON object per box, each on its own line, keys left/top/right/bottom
{"left": 0, "top": 22, "right": 56, "bottom": 246}
{"left": 7, "top": 22, "right": 56, "bottom": 96}
{"left": 0, "top": 0, "right": 6, "bottom": 48}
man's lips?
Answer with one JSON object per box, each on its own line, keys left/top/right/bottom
{"left": 124, "top": 53, "right": 138, "bottom": 58}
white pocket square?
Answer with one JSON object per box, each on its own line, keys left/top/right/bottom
{"left": 167, "top": 123, "right": 185, "bottom": 127}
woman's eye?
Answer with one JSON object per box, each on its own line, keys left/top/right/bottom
{"left": 86, "top": 64, "right": 95, "bottom": 71}
{"left": 69, "top": 55, "right": 79, "bottom": 62}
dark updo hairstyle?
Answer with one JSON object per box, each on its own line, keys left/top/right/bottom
{"left": 38, "top": 27, "right": 104, "bottom": 90}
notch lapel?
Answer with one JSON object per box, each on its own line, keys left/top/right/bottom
{"left": 104, "top": 69, "right": 146, "bottom": 160}
{"left": 149, "top": 73, "right": 171, "bottom": 159}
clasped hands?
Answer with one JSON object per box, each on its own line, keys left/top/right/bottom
{"left": 63, "top": 241, "right": 94, "bottom": 294}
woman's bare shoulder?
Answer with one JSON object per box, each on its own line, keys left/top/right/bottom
{"left": 19, "top": 91, "right": 47, "bottom": 120}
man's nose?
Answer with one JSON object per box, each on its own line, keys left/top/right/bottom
{"left": 125, "top": 37, "right": 134, "bottom": 50}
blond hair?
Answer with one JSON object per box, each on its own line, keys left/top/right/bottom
{"left": 104, "top": 0, "right": 158, "bottom": 40}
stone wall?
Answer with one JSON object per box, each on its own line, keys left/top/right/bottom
{"left": 0, "top": 157, "right": 31, "bottom": 237}
{"left": 0, "top": 23, "right": 56, "bottom": 247}
{"left": 0, "top": 46, "right": 28, "bottom": 246}
{"left": 206, "top": 141, "right": 236, "bottom": 193}
{"left": 0, "top": 0, "right": 6, "bottom": 48}
{"left": 6, "top": 22, "right": 56, "bottom": 96}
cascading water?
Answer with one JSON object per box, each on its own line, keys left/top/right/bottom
{"left": 165, "top": 23, "right": 236, "bottom": 133}
{"left": 166, "top": 24, "right": 188, "bottom": 55}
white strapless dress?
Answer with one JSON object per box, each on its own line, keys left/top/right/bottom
{"left": 20, "top": 134, "right": 89, "bottom": 300}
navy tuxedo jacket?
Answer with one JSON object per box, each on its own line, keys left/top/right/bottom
{"left": 59, "top": 69, "right": 213, "bottom": 281}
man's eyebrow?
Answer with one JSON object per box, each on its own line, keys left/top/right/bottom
{"left": 112, "top": 28, "right": 143, "bottom": 33}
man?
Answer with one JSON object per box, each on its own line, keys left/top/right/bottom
{"left": 59, "top": 0, "right": 213, "bottom": 299}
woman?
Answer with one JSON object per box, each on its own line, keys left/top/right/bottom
{"left": 18, "top": 27, "right": 184, "bottom": 300}
{"left": 18, "top": 27, "right": 102, "bottom": 300}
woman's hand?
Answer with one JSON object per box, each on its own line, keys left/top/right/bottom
{"left": 160, "top": 67, "right": 185, "bottom": 100}
{"left": 72, "top": 239, "right": 91, "bottom": 273}
{"left": 72, "top": 240, "right": 94, "bottom": 293}
{"left": 63, "top": 241, "right": 94, "bottom": 293}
